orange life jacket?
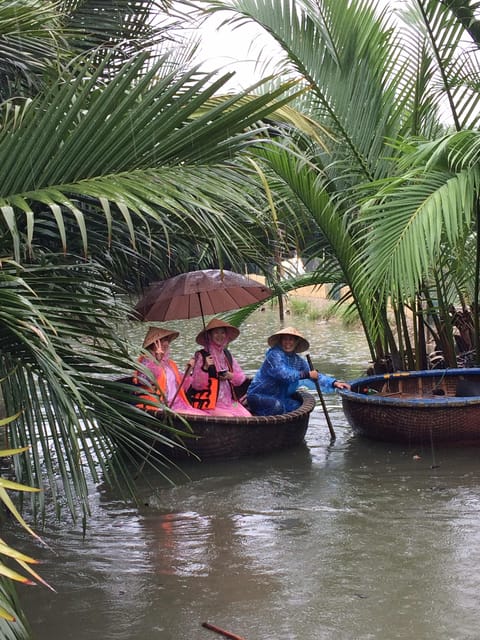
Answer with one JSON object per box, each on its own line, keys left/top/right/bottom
{"left": 188, "top": 376, "right": 220, "bottom": 410}
{"left": 187, "top": 349, "right": 224, "bottom": 410}
{"left": 134, "top": 358, "right": 189, "bottom": 411}
{"left": 187, "top": 349, "right": 251, "bottom": 409}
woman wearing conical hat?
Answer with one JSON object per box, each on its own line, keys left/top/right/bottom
{"left": 247, "top": 327, "right": 350, "bottom": 416}
{"left": 189, "top": 318, "right": 252, "bottom": 417}
{"left": 134, "top": 327, "right": 206, "bottom": 415}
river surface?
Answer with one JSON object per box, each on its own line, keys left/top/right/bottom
{"left": 18, "top": 308, "right": 480, "bottom": 639}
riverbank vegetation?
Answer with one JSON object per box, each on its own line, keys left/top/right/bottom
{"left": 286, "top": 298, "right": 324, "bottom": 322}
{"left": 2, "top": 0, "right": 480, "bottom": 636}
{"left": 212, "top": 0, "right": 480, "bottom": 374}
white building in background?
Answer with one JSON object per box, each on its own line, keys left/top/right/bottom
{"left": 280, "top": 252, "right": 305, "bottom": 278}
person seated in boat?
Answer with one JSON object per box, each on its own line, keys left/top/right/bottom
{"left": 188, "top": 318, "right": 252, "bottom": 417}
{"left": 134, "top": 327, "right": 206, "bottom": 416}
{"left": 247, "top": 326, "right": 350, "bottom": 416}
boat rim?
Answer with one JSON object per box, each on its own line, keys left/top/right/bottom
{"left": 157, "top": 390, "right": 316, "bottom": 425}
{"left": 337, "top": 367, "right": 480, "bottom": 407}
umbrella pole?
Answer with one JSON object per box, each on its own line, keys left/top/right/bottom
{"left": 197, "top": 292, "right": 206, "bottom": 330}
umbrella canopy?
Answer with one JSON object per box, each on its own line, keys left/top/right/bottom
{"left": 132, "top": 269, "right": 272, "bottom": 325}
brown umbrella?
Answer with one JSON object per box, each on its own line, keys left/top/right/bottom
{"left": 132, "top": 269, "right": 272, "bottom": 327}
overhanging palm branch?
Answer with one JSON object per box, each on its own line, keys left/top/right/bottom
{"left": 0, "top": 48, "right": 297, "bottom": 264}
{"left": 360, "top": 134, "right": 480, "bottom": 300}
{"left": 0, "top": 259, "right": 203, "bottom": 517}
{"left": 14, "top": 161, "right": 289, "bottom": 288}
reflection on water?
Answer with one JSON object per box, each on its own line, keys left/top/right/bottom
{"left": 19, "top": 309, "right": 480, "bottom": 640}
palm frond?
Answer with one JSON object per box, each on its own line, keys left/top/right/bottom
{"left": 0, "top": 577, "right": 30, "bottom": 639}
{"left": 0, "top": 0, "right": 67, "bottom": 100}
{"left": 360, "top": 161, "right": 480, "bottom": 299}
{"left": 0, "top": 260, "right": 199, "bottom": 516}
{"left": 0, "top": 47, "right": 296, "bottom": 263}
{"left": 401, "top": 0, "right": 480, "bottom": 130}
{"left": 205, "top": 0, "right": 416, "bottom": 186}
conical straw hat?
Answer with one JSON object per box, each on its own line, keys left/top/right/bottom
{"left": 196, "top": 318, "right": 240, "bottom": 347}
{"left": 267, "top": 326, "right": 310, "bottom": 353}
{"left": 143, "top": 327, "right": 179, "bottom": 349}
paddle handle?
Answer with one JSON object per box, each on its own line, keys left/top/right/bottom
{"left": 168, "top": 363, "right": 192, "bottom": 408}
{"left": 306, "top": 354, "right": 336, "bottom": 441}
{"left": 202, "top": 622, "right": 247, "bottom": 640}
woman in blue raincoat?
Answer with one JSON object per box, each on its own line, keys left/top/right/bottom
{"left": 247, "top": 327, "right": 350, "bottom": 416}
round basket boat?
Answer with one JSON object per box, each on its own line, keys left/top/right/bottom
{"left": 337, "top": 368, "right": 480, "bottom": 445}
{"left": 144, "top": 390, "right": 316, "bottom": 460}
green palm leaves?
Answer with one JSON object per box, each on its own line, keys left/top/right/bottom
{"left": 0, "top": 48, "right": 294, "bottom": 262}
{"left": 0, "top": 425, "right": 52, "bottom": 638}
{"left": 204, "top": 0, "right": 480, "bottom": 367}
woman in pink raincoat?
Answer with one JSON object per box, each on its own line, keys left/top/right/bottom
{"left": 189, "top": 318, "right": 252, "bottom": 417}
{"left": 135, "top": 327, "right": 206, "bottom": 416}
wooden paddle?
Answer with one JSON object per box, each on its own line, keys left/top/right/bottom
{"left": 306, "top": 354, "right": 336, "bottom": 441}
{"left": 202, "top": 622, "right": 247, "bottom": 640}
{"left": 168, "top": 362, "right": 193, "bottom": 408}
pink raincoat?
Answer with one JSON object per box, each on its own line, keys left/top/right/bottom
{"left": 190, "top": 340, "right": 251, "bottom": 417}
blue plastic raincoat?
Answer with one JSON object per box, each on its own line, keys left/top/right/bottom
{"left": 247, "top": 345, "right": 336, "bottom": 416}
